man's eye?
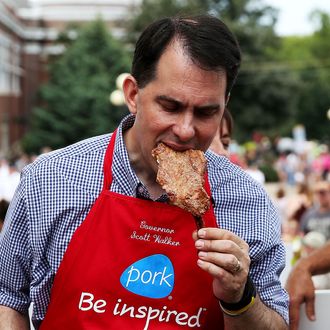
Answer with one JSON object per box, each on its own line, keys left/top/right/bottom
{"left": 221, "top": 139, "right": 231, "bottom": 150}
{"left": 195, "top": 108, "right": 219, "bottom": 118}
{"left": 160, "top": 102, "right": 179, "bottom": 112}
{"left": 196, "top": 112, "right": 212, "bottom": 118}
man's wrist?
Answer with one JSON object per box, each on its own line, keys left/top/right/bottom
{"left": 219, "top": 275, "right": 257, "bottom": 317}
{"left": 295, "top": 256, "right": 313, "bottom": 274}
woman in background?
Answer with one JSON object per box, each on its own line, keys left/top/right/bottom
{"left": 209, "top": 107, "right": 233, "bottom": 157}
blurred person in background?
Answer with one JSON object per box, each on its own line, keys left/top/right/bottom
{"left": 0, "top": 15, "right": 288, "bottom": 329}
{"left": 285, "top": 152, "right": 300, "bottom": 186}
{"left": 320, "top": 145, "right": 330, "bottom": 180}
{"left": 312, "top": 144, "right": 330, "bottom": 181}
{"left": 286, "top": 234, "right": 330, "bottom": 329}
{"left": 274, "top": 187, "right": 289, "bottom": 226}
{"left": 274, "top": 152, "right": 289, "bottom": 184}
{"left": 279, "top": 183, "right": 311, "bottom": 222}
{"left": 244, "top": 160, "right": 265, "bottom": 185}
{"left": 300, "top": 181, "right": 330, "bottom": 239}
{"left": 209, "top": 107, "right": 233, "bottom": 157}
{"left": 0, "top": 157, "right": 9, "bottom": 181}
{"left": 14, "top": 153, "right": 31, "bottom": 172}
{"left": 290, "top": 183, "right": 312, "bottom": 224}
{"left": 274, "top": 151, "right": 300, "bottom": 187}
{"left": 209, "top": 109, "right": 266, "bottom": 187}
{"left": 0, "top": 160, "right": 20, "bottom": 202}
{"left": 0, "top": 199, "right": 9, "bottom": 232}
{"left": 274, "top": 185, "right": 301, "bottom": 243}
{"left": 208, "top": 108, "right": 246, "bottom": 169}
{"left": 300, "top": 231, "right": 330, "bottom": 290}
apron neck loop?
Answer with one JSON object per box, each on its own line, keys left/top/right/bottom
{"left": 204, "top": 172, "right": 212, "bottom": 195}
{"left": 103, "top": 129, "right": 117, "bottom": 190}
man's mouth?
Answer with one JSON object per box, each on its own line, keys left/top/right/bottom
{"left": 160, "top": 142, "right": 195, "bottom": 152}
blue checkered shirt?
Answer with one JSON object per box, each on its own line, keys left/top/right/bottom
{"left": 0, "top": 115, "right": 288, "bottom": 326}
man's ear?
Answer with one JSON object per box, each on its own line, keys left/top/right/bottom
{"left": 122, "top": 75, "right": 138, "bottom": 115}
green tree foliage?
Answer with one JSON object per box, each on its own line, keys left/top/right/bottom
{"left": 296, "top": 11, "right": 330, "bottom": 141}
{"left": 232, "top": 69, "right": 300, "bottom": 141}
{"left": 310, "top": 10, "right": 330, "bottom": 59}
{"left": 297, "top": 71, "right": 330, "bottom": 141}
{"left": 127, "top": 0, "right": 280, "bottom": 57}
{"left": 126, "top": 0, "right": 209, "bottom": 43}
{"left": 23, "top": 19, "right": 131, "bottom": 153}
{"left": 274, "top": 11, "right": 330, "bottom": 142}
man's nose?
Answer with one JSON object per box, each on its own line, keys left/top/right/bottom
{"left": 172, "top": 113, "right": 195, "bottom": 142}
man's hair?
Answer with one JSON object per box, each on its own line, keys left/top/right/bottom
{"left": 131, "top": 14, "right": 241, "bottom": 97}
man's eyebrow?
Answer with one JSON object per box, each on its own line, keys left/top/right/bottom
{"left": 156, "top": 95, "right": 220, "bottom": 111}
{"left": 195, "top": 103, "right": 220, "bottom": 111}
{"left": 156, "top": 95, "right": 183, "bottom": 106}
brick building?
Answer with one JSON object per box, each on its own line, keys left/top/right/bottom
{"left": 0, "top": 0, "right": 139, "bottom": 155}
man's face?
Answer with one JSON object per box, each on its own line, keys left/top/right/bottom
{"left": 124, "top": 41, "right": 227, "bottom": 176}
{"left": 315, "top": 188, "right": 330, "bottom": 209}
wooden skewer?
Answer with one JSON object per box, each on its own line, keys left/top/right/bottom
{"left": 194, "top": 215, "right": 204, "bottom": 231}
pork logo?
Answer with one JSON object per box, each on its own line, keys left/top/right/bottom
{"left": 120, "top": 254, "right": 174, "bottom": 299}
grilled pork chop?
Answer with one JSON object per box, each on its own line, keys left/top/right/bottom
{"left": 152, "top": 143, "right": 210, "bottom": 222}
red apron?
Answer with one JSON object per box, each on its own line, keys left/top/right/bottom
{"left": 40, "top": 131, "right": 224, "bottom": 329}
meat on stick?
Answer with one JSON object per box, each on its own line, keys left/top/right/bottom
{"left": 152, "top": 143, "right": 210, "bottom": 229}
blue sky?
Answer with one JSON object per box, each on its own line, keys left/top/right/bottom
{"left": 264, "top": 0, "right": 330, "bottom": 36}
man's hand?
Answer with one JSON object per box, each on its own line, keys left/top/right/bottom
{"left": 193, "top": 227, "right": 250, "bottom": 303}
{"left": 192, "top": 227, "right": 287, "bottom": 329}
{"left": 285, "top": 263, "right": 316, "bottom": 330}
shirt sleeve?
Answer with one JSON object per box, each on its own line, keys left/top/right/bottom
{"left": 0, "top": 171, "right": 32, "bottom": 313}
{"left": 248, "top": 193, "right": 289, "bottom": 324}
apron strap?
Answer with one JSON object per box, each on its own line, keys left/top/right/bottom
{"left": 204, "top": 172, "right": 212, "bottom": 196}
{"left": 103, "top": 129, "right": 117, "bottom": 190}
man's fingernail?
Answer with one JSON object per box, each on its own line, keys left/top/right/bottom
{"left": 199, "top": 251, "right": 207, "bottom": 258}
{"left": 195, "top": 240, "right": 204, "bottom": 248}
{"left": 198, "top": 229, "right": 206, "bottom": 238}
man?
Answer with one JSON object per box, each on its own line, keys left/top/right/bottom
{"left": 0, "top": 15, "right": 288, "bottom": 329}
{"left": 300, "top": 181, "right": 330, "bottom": 239}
